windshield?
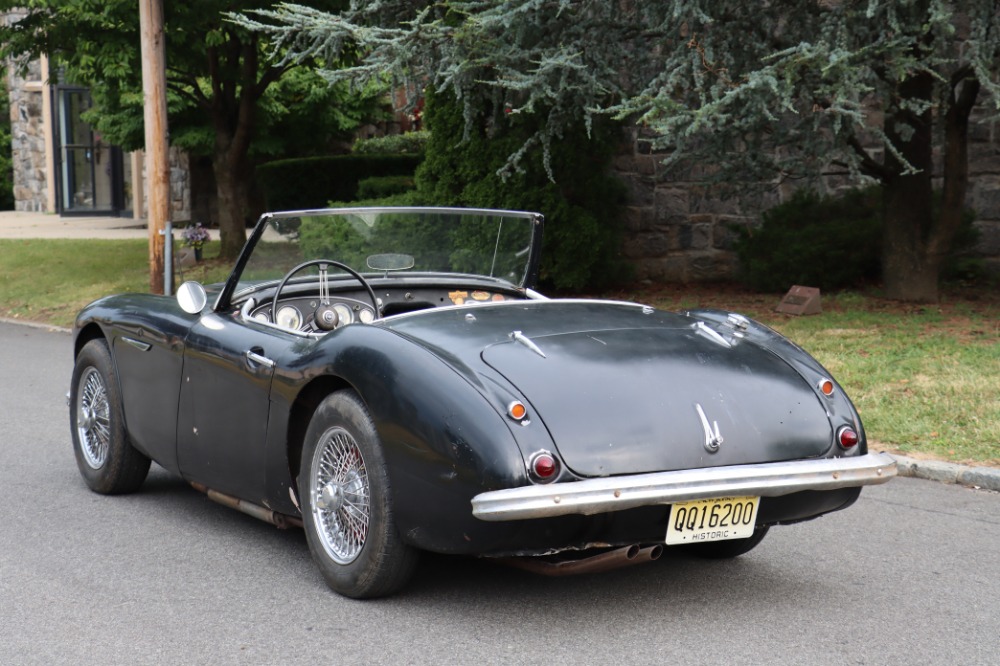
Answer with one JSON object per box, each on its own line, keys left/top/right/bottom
{"left": 231, "top": 207, "right": 541, "bottom": 300}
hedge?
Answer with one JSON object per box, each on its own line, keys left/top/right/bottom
{"left": 257, "top": 154, "right": 422, "bottom": 211}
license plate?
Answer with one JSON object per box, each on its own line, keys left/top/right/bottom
{"left": 665, "top": 496, "right": 760, "bottom": 545}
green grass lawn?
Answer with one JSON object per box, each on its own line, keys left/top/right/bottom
{"left": 2, "top": 238, "right": 997, "bottom": 465}
{"left": 0, "top": 239, "right": 230, "bottom": 326}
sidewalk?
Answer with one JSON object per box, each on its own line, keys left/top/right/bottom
{"left": 0, "top": 210, "right": 219, "bottom": 241}
{"left": 0, "top": 210, "right": 149, "bottom": 239}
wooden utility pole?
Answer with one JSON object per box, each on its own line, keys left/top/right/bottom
{"left": 139, "top": 0, "right": 169, "bottom": 294}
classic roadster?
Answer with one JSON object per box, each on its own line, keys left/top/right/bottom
{"left": 70, "top": 207, "right": 896, "bottom": 598}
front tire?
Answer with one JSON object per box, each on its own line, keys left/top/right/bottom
{"left": 70, "top": 339, "right": 150, "bottom": 494}
{"left": 300, "top": 390, "right": 418, "bottom": 598}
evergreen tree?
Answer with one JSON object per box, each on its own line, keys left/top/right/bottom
{"left": 240, "top": 1, "right": 1000, "bottom": 301}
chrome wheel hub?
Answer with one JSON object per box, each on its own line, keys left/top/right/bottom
{"left": 76, "top": 367, "right": 110, "bottom": 470}
{"left": 310, "top": 427, "right": 370, "bottom": 565}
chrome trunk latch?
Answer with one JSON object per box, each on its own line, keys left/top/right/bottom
{"left": 695, "top": 403, "right": 724, "bottom": 453}
{"left": 510, "top": 330, "right": 546, "bottom": 358}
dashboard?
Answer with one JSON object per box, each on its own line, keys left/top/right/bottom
{"left": 242, "top": 285, "right": 520, "bottom": 334}
{"left": 247, "top": 295, "right": 377, "bottom": 332}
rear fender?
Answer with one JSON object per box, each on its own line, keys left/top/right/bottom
{"left": 267, "top": 324, "right": 532, "bottom": 552}
{"left": 685, "top": 309, "right": 867, "bottom": 454}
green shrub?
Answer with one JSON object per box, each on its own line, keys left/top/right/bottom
{"left": 356, "top": 175, "right": 415, "bottom": 200}
{"left": 410, "top": 91, "right": 628, "bottom": 291}
{"left": 257, "top": 154, "right": 422, "bottom": 211}
{"left": 735, "top": 187, "right": 981, "bottom": 292}
{"left": 353, "top": 131, "right": 430, "bottom": 155}
{"left": 735, "top": 188, "right": 882, "bottom": 292}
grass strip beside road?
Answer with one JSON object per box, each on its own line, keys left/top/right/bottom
{"left": 1, "top": 239, "right": 997, "bottom": 466}
{"left": 0, "top": 239, "right": 229, "bottom": 327}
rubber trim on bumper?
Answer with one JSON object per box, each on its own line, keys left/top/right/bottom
{"left": 471, "top": 452, "right": 897, "bottom": 522}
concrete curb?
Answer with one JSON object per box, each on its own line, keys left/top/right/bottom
{"left": 892, "top": 454, "right": 1000, "bottom": 492}
{"left": 0, "top": 316, "right": 71, "bottom": 334}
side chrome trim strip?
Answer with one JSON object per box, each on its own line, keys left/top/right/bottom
{"left": 471, "top": 452, "right": 897, "bottom": 522}
{"left": 121, "top": 336, "right": 151, "bottom": 352}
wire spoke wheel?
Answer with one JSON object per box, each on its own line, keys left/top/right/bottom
{"left": 76, "top": 367, "right": 111, "bottom": 469}
{"left": 70, "top": 339, "right": 150, "bottom": 494}
{"left": 300, "top": 390, "right": 417, "bottom": 598}
{"left": 311, "top": 426, "right": 371, "bottom": 565}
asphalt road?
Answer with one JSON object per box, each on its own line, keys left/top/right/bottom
{"left": 1, "top": 320, "right": 998, "bottom": 666}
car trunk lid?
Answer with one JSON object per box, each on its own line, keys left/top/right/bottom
{"left": 481, "top": 326, "right": 833, "bottom": 477}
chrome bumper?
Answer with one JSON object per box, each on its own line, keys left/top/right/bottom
{"left": 472, "top": 453, "right": 897, "bottom": 522}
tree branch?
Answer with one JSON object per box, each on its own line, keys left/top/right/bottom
{"left": 847, "top": 136, "right": 890, "bottom": 181}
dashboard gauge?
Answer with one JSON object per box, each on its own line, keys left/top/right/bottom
{"left": 333, "top": 303, "right": 353, "bottom": 325}
{"left": 253, "top": 312, "right": 270, "bottom": 324}
{"left": 358, "top": 308, "right": 375, "bottom": 324}
{"left": 275, "top": 305, "right": 302, "bottom": 330}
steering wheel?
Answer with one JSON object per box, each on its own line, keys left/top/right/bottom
{"left": 271, "top": 259, "right": 380, "bottom": 331}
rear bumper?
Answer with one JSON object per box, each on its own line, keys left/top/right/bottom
{"left": 472, "top": 452, "right": 896, "bottom": 522}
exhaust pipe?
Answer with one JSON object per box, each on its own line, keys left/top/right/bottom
{"left": 499, "top": 544, "right": 663, "bottom": 577}
{"left": 190, "top": 482, "right": 303, "bottom": 529}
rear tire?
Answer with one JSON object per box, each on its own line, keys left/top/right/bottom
{"left": 70, "top": 339, "right": 150, "bottom": 494}
{"left": 300, "top": 390, "right": 418, "bottom": 598}
{"left": 680, "top": 526, "right": 770, "bottom": 559}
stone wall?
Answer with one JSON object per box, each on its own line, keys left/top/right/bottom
{"left": 7, "top": 61, "right": 49, "bottom": 213}
{"left": 5, "top": 50, "right": 191, "bottom": 220}
{"left": 614, "top": 122, "right": 1000, "bottom": 283}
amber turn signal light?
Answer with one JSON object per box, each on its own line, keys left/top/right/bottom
{"left": 818, "top": 378, "right": 835, "bottom": 397}
{"left": 507, "top": 401, "right": 528, "bottom": 421}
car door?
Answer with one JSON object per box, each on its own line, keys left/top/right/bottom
{"left": 175, "top": 311, "right": 298, "bottom": 500}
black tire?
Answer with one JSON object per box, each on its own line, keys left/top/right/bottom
{"left": 679, "top": 525, "right": 770, "bottom": 559}
{"left": 300, "top": 390, "right": 418, "bottom": 598}
{"left": 69, "top": 339, "right": 150, "bottom": 494}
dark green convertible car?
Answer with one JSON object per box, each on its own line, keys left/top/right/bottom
{"left": 69, "top": 207, "right": 896, "bottom": 598}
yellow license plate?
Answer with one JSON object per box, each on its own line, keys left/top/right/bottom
{"left": 665, "top": 496, "right": 760, "bottom": 545}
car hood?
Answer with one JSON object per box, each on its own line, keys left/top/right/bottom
{"left": 383, "top": 301, "right": 833, "bottom": 477}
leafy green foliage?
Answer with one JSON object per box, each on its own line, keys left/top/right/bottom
{"left": 353, "top": 131, "right": 429, "bottom": 156}
{"left": 736, "top": 188, "right": 981, "bottom": 292}
{"left": 236, "top": 1, "right": 998, "bottom": 184}
{"left": 238, "top": 1, "right": 1000, "bottom": 298}
{"left": 410, "top": 92, "right": 627, "bottom": 291}
{"left": 356, "top": 175, "right": 415, "bottom": 200}
{"left": 313, "top": 92, "right": 628, "bottom": 291}
{"left": 735, "top": 189, "right": 882, "bottom": 292}
{"left": 256, "top": 154, "right": 422, "bottom": 210}
{"left": 0, "top": 0, "right": 379, "bottom": 258}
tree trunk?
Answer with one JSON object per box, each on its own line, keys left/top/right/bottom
{"left": 881, "top": 71, "right": 936, "bottom": 302}
{"left": 213, "top": 140, "right": 250, "bottom": 260}
{"left": 207, "top": 36, "right": 262, "bottom": 261}
{"left": 932, "top": 72, "right": 980, "bottom": 276}
{"left": 880, "top": 61, "right": 980, "bottom": 303}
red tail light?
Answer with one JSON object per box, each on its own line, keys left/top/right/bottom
{"left": 529, "top": 451, "right": 559, "bottom": 482}
{"left": 837, "top": 426, "right": 859, "bottom": 449}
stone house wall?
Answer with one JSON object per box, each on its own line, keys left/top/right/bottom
{"left": 614, "top": 121, "right": 1000, "bottom": 284}
{"left": 5, "top": 58, "right": 191, "bottom": 220}
{"left": 6, "top": 60, "right": 48, "bottom": 212}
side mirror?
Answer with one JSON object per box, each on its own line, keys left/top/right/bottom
{"left": 176, "top": 281, "right": 208, "bottom": 314}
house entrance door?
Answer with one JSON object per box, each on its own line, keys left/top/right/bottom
{"left": 54, "top": 88, "right": 132, "bottom": 216}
